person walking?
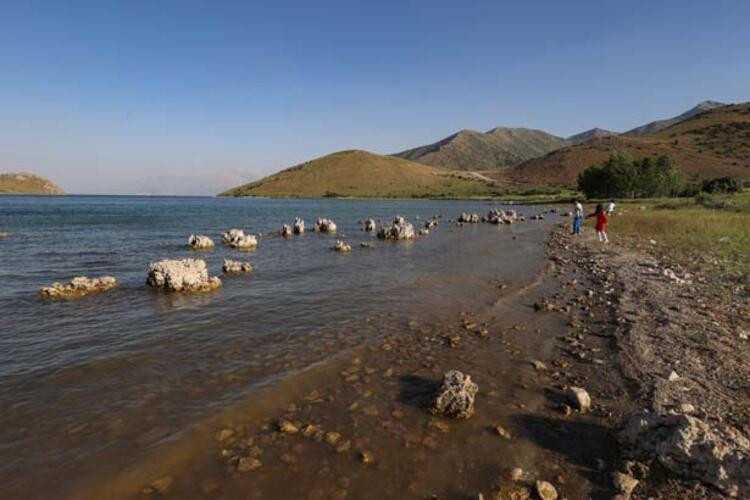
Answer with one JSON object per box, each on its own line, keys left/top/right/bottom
{"left": 588, "top": 204, "right": 609, "bottom": 243}
{"left": 572, "top": 199, "right": 584, "bottom": 235}
{"left": 606, "top": 199, "right": 616, "bottom": 215}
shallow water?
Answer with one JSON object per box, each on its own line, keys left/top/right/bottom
{"left": 0, "top": 196, "right": 554, "bottom": 497}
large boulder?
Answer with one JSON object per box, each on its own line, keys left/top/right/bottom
{"left": 377, "top": 216, "right": 416, "bottom": 240}
{"left": 485, "top": 208, "right": 516, "bottom": 225}
{"left": 293, "top": 217, "right": 305, "bottom": 234}
{"left": 431, "top": 370, "right": 479, "bottom": 419}
{"left": 620, "top": 412, "right": 750, "bottom": 497}
{"left": 364, "top": 219, "right": 377, "bottom": 232}
{"left": 222, "top": 229, "right": 258, "bottom": 249}
{"left": 281, "top": 224, "right": 292, "bottom": 237}
{"left": 223, "top": 259, "right": 253, "bottom": 273}
{"left": 147, "top": 259, "right": 221, "bottom": 292}
{"left": 188, "top": 234, "right": 215, "bottom": 249}
{"left": 314, "top": 218, "right": 337, "bottom": 233}
{"left": 40, "top": 276, "right": 117, "bottom": 299}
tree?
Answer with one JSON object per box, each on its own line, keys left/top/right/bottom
{"left": 577, "top": 153, "right": 684, "bottom": 199}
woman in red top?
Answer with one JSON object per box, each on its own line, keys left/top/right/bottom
{"left": 588, "top": 204, "right": 609, "bottom": 243}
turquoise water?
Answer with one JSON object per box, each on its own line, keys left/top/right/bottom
{"left": 0, "top": 195, "right": 552, "bottom": 496}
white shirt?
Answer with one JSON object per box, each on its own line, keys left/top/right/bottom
{"left": 574, "top": 202, "right": 583, "bottom": 217}
{"left": 606, "top": 202, "right": 615, "bottom": 214}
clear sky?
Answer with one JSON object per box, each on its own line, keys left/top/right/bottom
{"left": 1, "top": 0, "right": 749, "bottom": 194}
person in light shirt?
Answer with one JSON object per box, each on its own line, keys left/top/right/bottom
{"left": 572, "top": 199, "right": 584, "bottom": 235}
{"left": 606, "top": 200, "right": 616, "bottom": 215}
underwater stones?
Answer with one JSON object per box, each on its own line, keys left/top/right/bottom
{"left": 187, "top": 234, "right": 215, "bottom": 249}
{"left": 293, "top": 217, "right": 305, "bottom": 234}
{"left": 40, "top": 276, "right": 117, "bottom": 299}
{"left": 377, "top": 216, "right": 416, "bottom": 240}
{"left": 222, "top": 228, "right": 258, "bottom": 249}
{"left": 431, "top": 370, "right": 478, "bottom": 419}
{"left": 313, "top": 218, "right": 337, "bottom": 233}
{"left": 222, "top": 259, "right": 253, "bottom": 273}
{"left": 147, "top": 258, "right": 221, "bottom": 292}
{"left": 331, "top": 240, "right": 352, "bottom": 252}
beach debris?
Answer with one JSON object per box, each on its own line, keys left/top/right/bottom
{"left": 222, "top": 228, "right": 258, "bottom": 249}
{"left": 281, "top": 224, "right": 292, "bottom": 237}
{"left": 620, "top": 412, "right": 750, "bottom": 497}
{"left": 147, "top": 258, "right": 221, "bottom": 292}
{"left": 222, "top": 259, "right": 253, "bottom": 273}
{"left": 313, "top": 218, "right": 337, "bottom": 233}
{"left": 431, "top": 370, "right": 478, "bottom": 419}
{"left": 331, "top": 240, "right": 352, "bottom": 252}
{"left": 40, "top": 276, "right": 117, "bottom": 299}
{"left": 458, "top": 212, "right": 479, "bottom": 223}
{"left": 535, "top": 480, "right": 558, "bottom": 500}
{"left": 293, "top": 217, "right": 305, "bottom": 234}
{"left": 364, "top": 219, "right": 376, "bottom": 232}
{"left": 567, "top": 386, "right": 591, "bottom": 412}
{"left": 187, "top": 234, "right": 215, "bottom": 249}
{"left": 377, "top": 215, "right": 416, "bottom": 240}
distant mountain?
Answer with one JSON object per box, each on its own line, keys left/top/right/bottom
{"left": 220, "top": 150, "right": 499, "bottom": 198}
{"left": 0, "top": 172, "right": 64, "bottom": 195}
{"left": 624, "top": 100, "right": 726, "bottom": 136}
{"left": 567, "top": 128, "right": 618, "bottom": 145}
{"left": 497, "top": 101, "right": 749, "bottom": 187}
{"left": 394, "top": 127, "right": 567, "bottom": 170}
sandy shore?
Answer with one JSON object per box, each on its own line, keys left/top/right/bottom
{"left": 69, "top": 222, "right": 749, "bottom": 499}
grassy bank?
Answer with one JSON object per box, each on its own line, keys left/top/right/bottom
{"left": 602, "top": 191, "right": 750, "bottom": 279}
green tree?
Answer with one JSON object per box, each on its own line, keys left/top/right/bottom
{"left": 577, "top": 153, "right": 684, "bottom": 199}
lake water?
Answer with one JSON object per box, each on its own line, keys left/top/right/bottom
{"left": 0, "top": 196, "right": 555, "bottom": 498}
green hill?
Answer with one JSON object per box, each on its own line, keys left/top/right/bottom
{"left": 219, "top": 150, "right": 501, "bottom": 198}
{"left": 393, "top": 127, "right": 567, "bottom": 170}
{"left": 0, "top": 172, "right": 64, "bottom": 195}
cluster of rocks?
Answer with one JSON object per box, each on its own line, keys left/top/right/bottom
{"left": 313, "top": 218, "right": 337, "bottom": 233}
{"left": 484, "top": 208, "right": 521, "bottom": 225}
{"left": 222, "top": 229, "right": 258, "bottom": 249}
{"left": 331, "top": 240, "right": 352, "bottom": 253}
{"left": 458, "top": 212, "right": 479, "bottom": 223}
{"left": 188, "top": 234, "right": 215, "bottom": 249}
{"left": 431, "top": 370, "right": 478, "bottom": 419}
{"left": 147, "top": 258, "right": 222, "bottom": 292}
{"left": 222, "top": 259, "right": 253, "bottom": 273}
{"left": 377, "top": 215, "right": 416, "bottom": 240}
{"left": 40, "top": 276, "right": 117, "bottom": 299}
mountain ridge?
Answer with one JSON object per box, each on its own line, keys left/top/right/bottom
{"left": 0, "top": 172, "right": 64, "bottom": 195}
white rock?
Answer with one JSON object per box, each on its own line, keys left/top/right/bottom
{"left": 281, "top": 224, "right": 292, "bottom": 237}
{"left": 222, "top": 229, "right": 258, "bottom": 249}
{"left": 314, "top": 218, "right": 337, "bottom": 233}
{"left": 364, "top": 219, "right": 376, "bottom": 232}
{"left": 40, "top": 276, "right": 117, "bottom": 299}
{"left": 331, "top": 240, "right": 351, "bottom": 252}
{"left": 458, "top": 212, "right": 479, "bottom": 223}
{"left": 431, "top": 370, "right": 478, "bottom": 419}
{"left": 147, "top": 258, "right": 221, "bottom": 292}
{"left": 188, "top": 234, "right": 215, "bottom": 249}
{"left": 377, "top": 216, "right": 416, "bottom": 240}
{"left": 293, "top": 217, "right": 305, "bottom": 234}
{"left": 535, "top": 480, "right": 558, "bottom": 500}
{"left": 223, "top": 259, "right": 253, "bottom": 273}
{"left": 567, "top": 386, "right": 591, "bottom": 412}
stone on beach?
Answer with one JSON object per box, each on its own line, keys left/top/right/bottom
{"left": 431, "top": 370, "right": 478, "bottom": 419}
{"left": 567, "top": 386, "right": 591, "bottom": 412}
{"left": 222, "top": 228, "right": 258, "bottom": 249}
{"left": 40, "top": 275, "right": 117, "bottom": 299}
{"left": 222, "top": 259, "right": 253, "bottom": 273}
{"left": 331, "top": 240, "right": 352, "bottom": 252}
{"left": 188, "top": 234, "right": 215, "bottom": 249}
{"left": 314, "top": 218, "right": 337, "bottom": 233}
{"left": 620, "top": 411, "right": 750, "bottom": 497}
{"left": 147, "top": 258, "right": 221, "bottom": 292}
{"left": 293, "top": 217, "right": 305, "bottom": 234}
{"left": 377, "top": 215, "right": 416, "bottom": 240}
{"left": 534, "top": 480, "right": 558, "bottom": 500}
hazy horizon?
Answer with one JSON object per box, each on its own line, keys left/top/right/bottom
{"left": 2, "top": 0, "right": 749, "bottom": 195}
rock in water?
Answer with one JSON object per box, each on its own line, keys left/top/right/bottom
{"left": 364, "top": 219, "right": 376, "bottom": 232}
{"left": 425, "top": 219, "right": 438, "bottom": 230}
{"left": 223, "top": 259, "right": 253, "bottom": 273}
{"left": 331, "top": 240, "right": 352, "bottom": 253}
{"left": 314, "top": 218, "right": 337, "bottom": 233}
{"left": 188, "top": 234, "right": 215, "bottom": 249}
{"left": 147, "top": 259, "right": 221, "bottom": 292}
{"left": 40, "top": 276, "right": 117, "bottom": 299}
{"left": 281, "top": 224, "right": 292, "bottom": 237}
{"left": 620, "top": 412, "right": 750, "bottom": 497}
{"left": 377, "top": 216, "right": 416, "bottom": 240}
{"left": 458, "top": 212, "right": 479, "bottom": 223}
{"left": 293, "top": 217, "right": 305, "bottom": 234}
{"left": 567, "top": 386, "right": 591, "bottom": 412}
{"left": 222, "top": 229, "right": 258, "bottom": 249}
{"left": 431, "top": 370, "right": 478, "bottom": 419}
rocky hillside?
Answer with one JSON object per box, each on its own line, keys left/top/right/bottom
{"left": 394, "top": 127, "right": 567, "bottom": 170}
{"left": 220, "top": 150, "right": 500, "bottom": 198}
{"left": 0, "top": 172, "right": 64, "bottom": 194}
{"left": 496, "top": 102, "right": 750, "bottom": 187}
{"left": 624, "top": 100, "right": 725, "bottom": 136}
{"left": 567, "top": 128, "right": 618, "bottom": 145}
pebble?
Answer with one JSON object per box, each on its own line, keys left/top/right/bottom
{"left": 278, "top": 420, "right": 299, "bottom": 434}
{"left": 359, "top": 450, "right": 375, "bottom": 465}
{"left": 535, "top": 480, "right": 558, "bottom": 500}
{"left": 508, "top": 467, "right": 524, "bottom": 481}
{"left": 494, "top": 425, "right": 511, "bottom": 439}
{"left": 237, "top": 457, "right": 262, "bottom": 472}
{"left": 325, "top": 432, "right": 341, "bottom": 446}
{"left": 215, "top": 428, "right": 235, "bottom": 442}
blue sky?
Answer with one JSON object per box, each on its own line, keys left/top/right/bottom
{"left": 1, "top": 0, "right": 749, "bottom": 194}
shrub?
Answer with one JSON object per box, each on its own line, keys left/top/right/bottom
{"left": 701, "top": 176, "right": 743, "bottom": 194}
{"left": 577, "top": 153, "right": 684, "bottom": 198}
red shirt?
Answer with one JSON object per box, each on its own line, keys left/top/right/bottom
{"left": 596, "top": 212, "right": 609, "bottom": 232}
